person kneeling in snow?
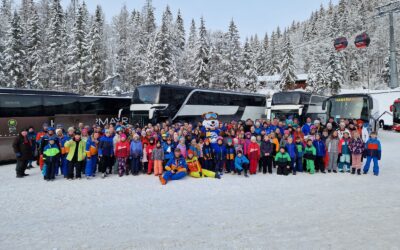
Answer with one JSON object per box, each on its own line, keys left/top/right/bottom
{"left": 234, "top": 150, "right": 250, "bottom": 177}
{"left": 186, "top": 150, "right": 220, "bottom": 179}
{"left": 159, "top": 148, "right": 188, "bottom": 185}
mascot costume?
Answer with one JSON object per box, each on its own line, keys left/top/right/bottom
{"left": 201, "top": 112, "right": 221, "bottom": 149}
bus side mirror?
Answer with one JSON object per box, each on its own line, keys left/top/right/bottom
{"left": 322, "top": 101, "right": 326, "bottom": 110}
{"left": 390, "top": 105, "right": 394, "bottom": 112}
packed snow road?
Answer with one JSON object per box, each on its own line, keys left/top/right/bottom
{"left": 1, "top": 131, "right": 399, "bottom": 250}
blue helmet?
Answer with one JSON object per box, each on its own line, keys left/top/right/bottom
{"left": 48, "top": 127, "right": 55, "bottom": 132}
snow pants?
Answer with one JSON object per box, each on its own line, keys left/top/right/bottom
{"left": 203, "top": 159, "right": 214, "bottom": 171}
{"left": 85, "top": 156, "right": 97, "bottom": 177}
{"left": 99, "top": 156, "right": 113, "bottom": 174}
{"left": 154, "top": 160, "right": 163, "bottom": 176}
{"left": 45, "top": 161, "right": 57, "bottom": 180}
{"left": 190, "top": 169, "right": 217, "bottom": 178}
{"left": 59, "top": 154, "right": 69, "bottom": 177}
{"left": 363, "top": 156, "right": 379, "bottom": 175}
{"left": 249, "top": 158, "right": 258, "bottom": 174}
{"left": 338, "top": 154, "right": 351, "bottom": 172}
{"left": 68, "top": 161, "right": 83, "bottom": 179}
{"left": 327, "top": 152, "right": 338, "bottom": 171}
{"left": 162, "top": 170, "right": 186, "bottom": 183}
{"left": 226, "top": 160, "right": 234, "bottom": 173}
{"left": 352, "top": 154, "right": 362, "bottom": 169}
{"left": 16, "top": 159, "right": 28, "bottom": 177}
{"left": 261, "top": 156, "right": 273, "bottom": 174}
{"left": 315, "top": 156, "right": 325, "bottom": 172}
{"left": 117, "top": 157, "right": 128, "bottom": 176}
{"left": 296, "top": 157, "right": 303, "bottom": 172}
{"left": 147, "top": 160, "right": 154, "bottom": 174}
{"left": 215, "top": 160, "right": 225, "bottom": 173}
{"left": 290, "top": 157, "right": 296, "bottom": 174}
{"left": 130, "top": 157, "right": 141, "bottom": 175}
{"left": 306, "top": 159, "right": 315, "bottom": 174}
{"left": 277, "top": 164, "right": 289, "bottom": 176}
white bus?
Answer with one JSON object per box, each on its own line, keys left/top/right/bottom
{"left": 267, "top": 91, "right": 327, "bottom": 123}
{"left": 130, "top": 84, "right": 267, "bottom": 125}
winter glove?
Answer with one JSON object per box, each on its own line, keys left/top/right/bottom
{"left": 16, "top": 152, "right": 22, "bottom": 158}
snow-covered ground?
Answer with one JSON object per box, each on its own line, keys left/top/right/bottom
{"left": 1, "top": 131, "right": 400, "bottom": 250}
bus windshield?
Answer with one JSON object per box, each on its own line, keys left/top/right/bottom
{"left": 328, "top": 97, "right": 369, "bottom": 121}
{"left": 272, "top": 92, "right": 301, "bottom": 105}
{"left": 132, "top": 86, "right": 160, "bottom": 104}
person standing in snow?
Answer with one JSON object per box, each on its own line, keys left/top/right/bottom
{"left": 326, "top": 131, "right": 339, "bottom": 173}
{"left": 152, "top": 140, "right": 164, "bottom": 176}
{"left": 304, "top": 139, "right": 316, "bottom": 174}
{"left": 115, "top": 134, "right": 130, "bottom": 177}
{"left": 13, "top": 129, "right": 33, "bottom": 178}
{"left": 338, "top": 132, "right": 351, "bottom": 173}
{"left": 98, "top": 129, "right": 114, "bottom": 178}
{"left": 348, "top": 131, "right": 365, "bottom": 175}
{"left": 363, "top": 132, "right": 382, "bottom": 176}
{"left": 65, "top": 131, "right": 86, "bottom": 180}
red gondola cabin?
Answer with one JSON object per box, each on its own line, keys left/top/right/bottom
{"left": 334, "top": 37, "right": 348, "bottom": 51}
{"left": 355, "top": 33, "right": 371, "bottom": 49}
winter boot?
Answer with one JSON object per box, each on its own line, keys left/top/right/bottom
{"left": 159, "top": 175, "right": 167, "bottom": 185}
{"left": 351, "top": 168, "right": 356, "bottom": 175}
{"left": 215, "top": 173, "right": 221, "bottom": 179}
{"left": 357, "top": 169, "right": 361, "bottom": 175}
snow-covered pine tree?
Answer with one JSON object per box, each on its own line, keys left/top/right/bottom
{"left": 152, "top": 6, "right": 177, "bottom": 84}
{"left": 267, "top": 31, "right": 280, "bottom": 75}
{"left": 0, "top": 0, "right": 12, "bottom": 86}
{"left": 25, "top": 0, "right": 42, "bottom": 88}
{"left": 209, "top": 31, "right": 225, "bottom": 88}
{"left": 88, "top": 5, "right": 106, "bottom": 94}
{"left": 279, "top": 36, "right": 297, "bottom": 91}
{"left": 173, "top": 9, "right": 185, "bottom": 81}
{"left": 349, "top": 60, "right": 360, "bottom": 82}
{"left": 141, "top": 0, "right": 156, "bottom": 47}
{"left": 326, "top": 50, "right": 343, "bottom": 95}
{"left": 69, "top": 2, "right": 89, "bottom": 93}
{"left": 222, "top": 19, "right": 242, "bottom": 90}
{"left": 191, "top": 17, "right": 210, "bottom": 88}
{"left": 114, "top": 5, "right": 130, "bottom": 90}
{"left": 380, "top": 55, "right": 390, "bottom": 85}
{"left": 4, "top": 11, "right": 25, "bottom": 88}
{"left": 306, "top": 62, "right": 326, "bottom": 94}
{"left": 242, "top": 39, "right": 258, "bottom": 92}
{"left": 183, "top": 19, "right": 197, "bottom": 83}
{"left": 46, "top": 0, "right": 65, "bottom": 88}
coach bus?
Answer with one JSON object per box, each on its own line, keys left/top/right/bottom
{"left": 130, "top": 84, "right": 267, "bottom": 125}
{"left": 0, "top": 88, "right": 131, "bottom": 162}
{"left": 390, "top": 98, "right": 400, "bottom": 132}
{"left": 323, "top": 93, "right": 380, "bottom": 132}
{"left": 266, "top": 91, "right": 327, "bottom": 123}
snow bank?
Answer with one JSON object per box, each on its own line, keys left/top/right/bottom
{"left": 0, "top": 131, "right": 400, "bottom": 249}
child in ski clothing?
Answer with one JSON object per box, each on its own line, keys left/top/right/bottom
{"left": 248, "top": 136, "right": 261, "bottom": 174}
{"left": 214, "top": 137, "right": 227, "bottom": 174}
{"left": 260, "top": 135, "right": 274, "bottom": 174}
{"left": 295, "top": 137, "right": 305, "bottom": 172}
{"left": 363, "top": 132, "right": 382, "bottom": 176}
{"left": 85, "top": 132, "right": 100, "bottom": 178}
{"left": 98, "top": 130, "right": 114, "bottom": 177}
{"left": 130, "top": 134, "right": 143, "bottom": 175}
{"left": 159, "top": 148, "right": 188, "bottom": 185}
{"left": 325, "top": 131, "right": 339, "bottom": 173}
{"left": 348, "top": 131, "right": 365, "bottom": 175}
{"left": 162, "top": 137, "right": 175, "bottom": 165}
{"left": 115, "top": 134, "right": 130, "bottom": 177}
{"left": 65, "top": 132, "right": 86, "bottom": 180}
{"left": 202, "top": 139, "right": 215, "bottom": 171}
{"left": 304, "top": 139, "right": 316, "bottom": 174}
{"left": 145, "top": 138, "right": 156, "bottom": 174}
{"left": 225, "top": 138, "right": 236, "bottom": 173}
{"left": 285, "top": 137, "right": 298, "bottom": 175}
{"left": 243, "top": 132, "right": 252, "bottom": 155}
{"left": 275, "top": 147, "right": 291, "bottom": 176}
{"left": 176, "top": 137, "right": 187, "bottom": 159}
{"left": 186, "top": 150, "right": 220, "bottom": 179}
{"left": 313, "top": 134, "right": 326, "bottom": 173}
{"left": 152, "top": 140, "right": 164, "bottom": 176}
{"left": 43, "top": 136, "right": 60, "bottom": 181}
{"left": 234, "top": 150, "right": 250, "bottom": 177}
{"left": 338, "top": 132, "right": 351, "bottom": 173}
{"left": 142, "top": 143, "right": 149, "bottom": 174}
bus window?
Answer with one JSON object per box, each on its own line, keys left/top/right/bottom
{"left": 79, "top": 97, "right": 102, "bottom": 114}
{"left": 0, "top": 94, "right": 42, "bottom": 117}
{"left": 43, "top": 96, "right": 80, "bottom": 115}
{"left": 133, "top": 86, "right": 160, "bottom": 104}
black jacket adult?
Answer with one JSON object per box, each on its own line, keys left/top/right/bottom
{"left": 12, "top": 135, "right": 33, "bottom": 161}
{"left": 260, "top": 140, "right": 274, "bottom": 156}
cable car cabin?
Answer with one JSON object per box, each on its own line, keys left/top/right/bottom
{"left": 354, "top": 33, "right": 370, "bottom": 49}
{"left": 334, "top": 37, "right": 348, "bottom": 51}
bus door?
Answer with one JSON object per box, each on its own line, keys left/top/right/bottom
{"left": 53, "top": 114, "right": 97, "bottom": 128}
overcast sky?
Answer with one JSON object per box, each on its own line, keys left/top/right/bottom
{"left": 61, "top": 0, "right": 339, "bottom": 39}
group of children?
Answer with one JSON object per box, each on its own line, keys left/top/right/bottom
{"left": 15, "top": 117, "right": 383, "bottom": 182}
